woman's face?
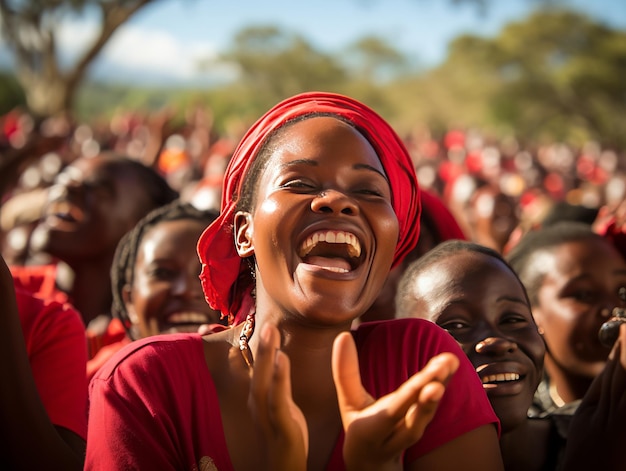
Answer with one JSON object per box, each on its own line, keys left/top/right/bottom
{"left": 407, "top": 251, "right": 544, "bottom": 433}
{"left": 532, "top": 238, "right": 626, "bottom": 379}
{"left": 125, "top": 218, "right": 221, "bottom": 338}
{"left": 236, "top": 116, "right": 399, "bottom": 325}
{"left": 33, "top": 156, "right": 154, "bottom": 261}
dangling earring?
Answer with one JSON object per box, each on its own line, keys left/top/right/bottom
{"left": 239, "top": 311, "right": 255, "bottom": 368}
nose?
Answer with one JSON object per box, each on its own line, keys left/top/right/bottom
{"left": 475, "top": 336, "right": 518, "bottom": 356}
{"left": 310, "top": 189, "right": 358, "bottom": 216}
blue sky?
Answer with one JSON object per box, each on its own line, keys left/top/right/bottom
{"left": 2, "top": 0, "right": 625, "bottom": 85}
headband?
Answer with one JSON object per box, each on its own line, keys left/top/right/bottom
{"left": 197, "top": 92, "right": 420, "bottom": 323}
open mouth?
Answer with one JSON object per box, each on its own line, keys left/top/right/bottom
{"left": 163, "top": 311, "right": 216, "bottom": 332}
{"left": 298, "top": 230, "right": 362, "bottom": 273}
{"left": 46, "top": 201, "right": 85, "bottom": 225}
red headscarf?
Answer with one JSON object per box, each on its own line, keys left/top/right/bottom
{"left": 419, "top": 189, "right": 467, "bottom": 242}
{"left": 197, "top": 92, "right": 420, "bottom": 324}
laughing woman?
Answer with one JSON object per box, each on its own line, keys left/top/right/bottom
{"left": 85, "top": 92, "right": 503, "bottom": 471}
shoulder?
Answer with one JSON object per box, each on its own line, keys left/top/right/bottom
{"left": 354, "top": 318, "right": 457, "bottom": 351}
{"left": 353, "top": 318, "right": 462, "bottom": 375}
{"left": 16, "top": 288, "right": 84, "bottom": 350}
{"left": 92, "top": 333, "right": 205, "bottom": 382}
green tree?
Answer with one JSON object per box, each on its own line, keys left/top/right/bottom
{"left": 388, "top": 8, "right": 626, "bottom": 148}
{"left": 489, "top": 9, "right": 626, "bottom": 147}
{"left": 217, "top": 26, "right": 349, "bottom": 114}
{"left": 0, "top": 71, "right": 25, "bottom": 113}
{"left": 0, "top": 0, "right": 159, "bottom": 121}
{"left": 344, "top": 36, "right": 409, "bottom": 83}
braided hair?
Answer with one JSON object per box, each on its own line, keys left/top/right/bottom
{"left": 111, "top": 199, "right": 220, "bottom": 338}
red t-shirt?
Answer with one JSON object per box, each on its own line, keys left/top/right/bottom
{"left": 17, "top": 288, "right": 88, "bottom": 440}
{"left": 86, "top": 318, "right": 498, "bottom": 470}
{"left": 10, "top": 264, "right": 127, "bottom": 360}
{"left": 86, "top": 329, "right": 131, "bottom": 382}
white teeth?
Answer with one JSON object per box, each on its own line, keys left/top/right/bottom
{"left": 299, "top": 230, "right": 361, "bottom": 258}
{"left": 166, "top": 312, "right": 211, "bottom": 323}
{"left": 481, "top": 373, "right": 520, "bottom": 384}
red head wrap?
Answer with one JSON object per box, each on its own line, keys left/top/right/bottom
{"left": 419, "top": 189, "right": 467, "bottom": 242}
{"left": 197, "top": 92, "right": 420, "bottom": 324}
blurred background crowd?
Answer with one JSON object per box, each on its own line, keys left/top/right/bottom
{"left": 1, "top": 100, "right": 624, "bottom": 266}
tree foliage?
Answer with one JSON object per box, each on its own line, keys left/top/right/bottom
{"left": 386, "top": 8, "right": 626, "bottom": 148}
{"left": 2, "top": 3, "right": 623, "bottom": 151}
{"left": 218, "top": 26, "right": 350, "bottom": 113}
{"left": 0, "top": 0, "right": 158, "bottom": 120}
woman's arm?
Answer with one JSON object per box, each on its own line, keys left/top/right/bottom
{"left": 0, "top": 254, "right": 86, "bottom": 470}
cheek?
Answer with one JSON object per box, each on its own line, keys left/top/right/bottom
{"left": 376, "top": 208, "right": 400, "bottom": 256}
{"left": 528, "top": 334, "right": 546, "bottom": 367}
{"left": 131, "top": 279, "right": 168, "bottom": 316}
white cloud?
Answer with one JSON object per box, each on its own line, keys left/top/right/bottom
{"left": 107, "top": 23, "right": 240, "bottom": 85}
{"left": 1, "top": 17, "right": 238, "bottom": 85}
{"left": 101, "top": 24, "right": 216, "bottom": 80}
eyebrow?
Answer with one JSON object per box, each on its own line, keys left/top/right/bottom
{"left": 280, "top": 159, "right": 388, "bottom": 180}
{"left": 496, "top": 295, "right": 530, "bottom": 307}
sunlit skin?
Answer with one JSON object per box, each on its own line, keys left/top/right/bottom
{"left": 200, "top": 117, "right": 499, "bottom": 471}
{"left": 240, "top": 117, "right": 399, "bottom": 327}
{"left": 531, "top": 238, "right": 626, "bottom": 403}
{"left": 28, "top": 155, "right": 167, "bottom": 326}
{"left": 359, "top": 217, "right": 437, "bottom": 325}
{"left": 123, "top": 219, "right": 221, "bottom": 339}
{"left": 403, "top": 251, "right": 544, "bottom": 433}
{"left": 33, "top": 157, "right": 155, "bottom": 262}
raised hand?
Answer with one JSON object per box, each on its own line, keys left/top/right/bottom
{"left": 562, "top": 323, "right": 626, "bottom": 471}
{"left": 332, "top": 331, "right": 459, "bottom": 471}
{"left": 247, "top": 323, "right": 308, "bottom": 471}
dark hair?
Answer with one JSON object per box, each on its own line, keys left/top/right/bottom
{"left": 396, "top": 239, "right": 529, "bottom": 317}
{"left": 506, "top": 221, "right": 607, "bottom": 305}
{"left": 102, "top": 154, "right": 179, "bottom": 218}
{"left": 541, "top": 201, "right": 599, "bottom": 228}
{"left": 110, "top": 199, "right": 219, "bottom": 338}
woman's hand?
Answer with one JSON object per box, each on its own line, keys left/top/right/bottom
{"left": 332, "top": 331, "right": 459, "bottom": 471}
{"left": 247, "top": 323, "right": 308, "bottom": 471}
{"left": 561, "top": 323, "right": 626, "bottom": 471}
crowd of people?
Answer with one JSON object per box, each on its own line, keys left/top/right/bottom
{"left": 0, "top": 91, "right": 625, "bottom": 470}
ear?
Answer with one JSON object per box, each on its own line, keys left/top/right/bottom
{"left": 122, "top": 284, "right": 139, "bottom": 325}
{"left": 234, "top": 211, "right": 254, "bottom": 258}
{"left": 531, "top": 306, "right": 545, "bottom": 336}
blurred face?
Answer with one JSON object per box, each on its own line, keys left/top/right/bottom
{"left": 124, "top": 219, "right": 221, "bottom": 338}
{"left": 235, "top": 116, "right": 398, "bottom": 325}
{"left": 532, "top": 239, "right": 626, "bottom": 379}
{"left": 406, "top": 251, "right": 544, "bottom": 433}
{"left": 32, "top": 156, "right": 153, "bottom": 263}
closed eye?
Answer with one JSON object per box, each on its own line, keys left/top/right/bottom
{"left": 499, "top": 314, "right": 531, "bottom": 328}
{"left": 354, "top": 187, "right": 385, "bottom": 198}
{"left": 280, "top": 179, "right": 317, "bottom": 191}
{"left": 147, "top": 266, "right": 178, "bottom": 281}
{"left": 438, "top": 320, "right": 470, "bottom": 331}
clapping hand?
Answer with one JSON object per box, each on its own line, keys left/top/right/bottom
{"left": 247, "top": 324, "right": 309, "bottom": 471}
{"left": 332, "top": 331, "right": 459, "bottom": 471}
{"left": 246, "top": 324, "right": 459, "bottom": 471}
